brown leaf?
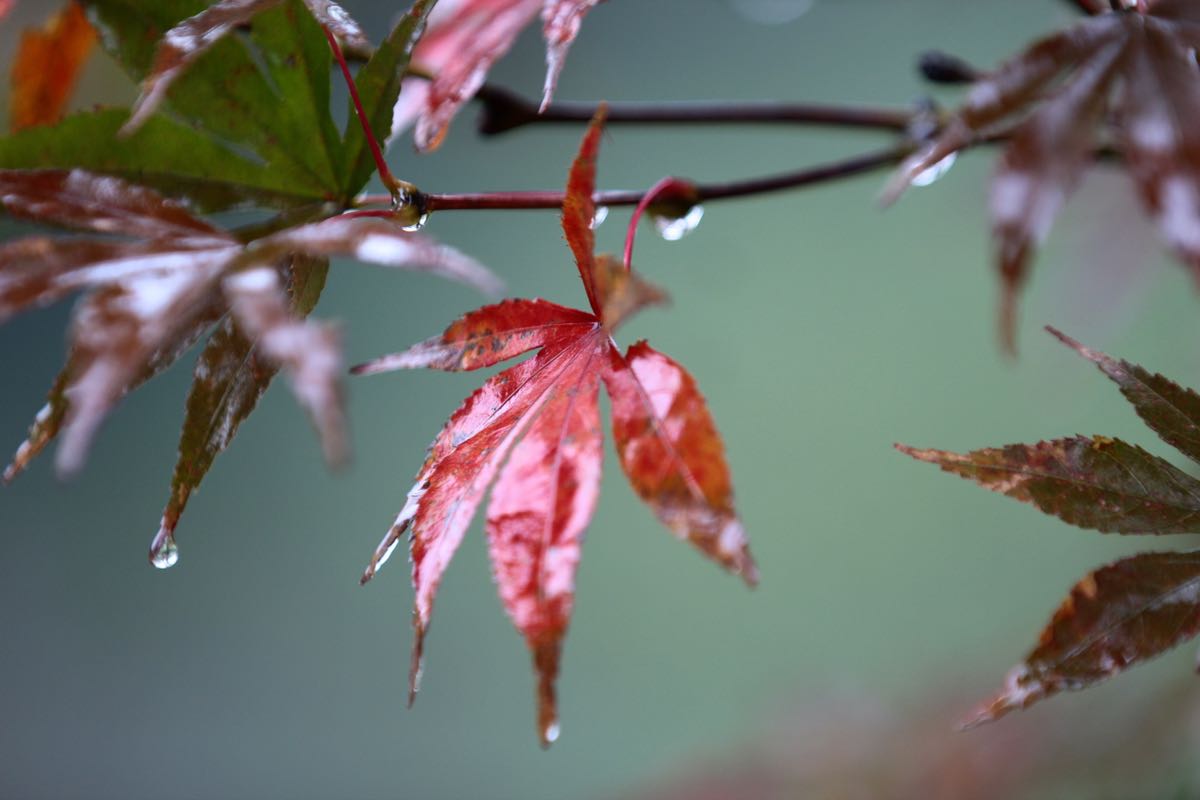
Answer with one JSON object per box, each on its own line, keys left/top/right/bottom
{"left": 966, "top": 550, "right": 1200, "bottom": 727}
{"left": 0, "top": 169, "right": 224, "bottom": 239}
{"left": 1049, "top": 326, "right": 1200, "bottom": 466}
{"left": 9, "top": 1, "right": 97, "bottom": 132}
{"left": 897, "top": 437, "right": 1200, "bottom": 535}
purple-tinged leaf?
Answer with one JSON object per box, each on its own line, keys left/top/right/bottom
{"left": 252, "top": 215, "right": 503, "bottom": 297}
{"left": 966, "top": 550, "right": 1200, "bottom": 727}
{"left": 302, "top": 0, "right": 368, "bottom": 54}
{"left": 898, "top": 437, "right": 1200, "bottom": 534}
{"left": 4, "top": 299, "right": 221, "bottom": 484}
{"left": 1114, "top": 20, "right": 1200, "bottom": 279}
{"left": 223, "top": 264, "right": 347, "bottom": 467}
{"left": 990, "top": 38, "right": 1127, "bottom": 351}
{"left": 56, "top": 250, "right": 232, "bottom": 476}
{"left": 0, "top": 169, "right": 225, "bottom": 240}
{"left": 882, "top": 15, "right": 1123, "bottom": 204}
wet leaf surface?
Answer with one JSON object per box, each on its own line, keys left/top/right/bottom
{"left": 356, "top": 111, "right": 752, "bottom": 746}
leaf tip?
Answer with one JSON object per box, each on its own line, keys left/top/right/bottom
{"left": 408, "top": 615, "right": 427, "bottom": 707}
{"left": 533, "top": 639, "right": 561, "bottom": 748}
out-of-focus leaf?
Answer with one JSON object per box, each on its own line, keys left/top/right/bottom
{"left": 0, "top": 110, "right": 329, "bottom": 210}
{"left": 8, "top": 1, "right": 97, "bottom": 132}
{"left": 0, "top": 169, "right": 224, "bottom": 239}
{"left": 356, "top": 111, "right": 750, "bottom": 745}
{"left": 57, "top": 248, "right": 234, "bottom": 477}
{"left": 150, "top": 255, "right": 327, "bottom": 565}
{"left": 223, "top": 264, "right": 347, "bottom": 466}
{"left": 540, "top": 0, "right": 601, "bottom": 110}
{"left": 119, "top": 0, "right": 281, "bottom": 135}
{"left": 249, "top": 215, "right": 503, "bottom": 296}
{"left": 897, "top": 437, "right": 1200, "bottom": 534}
{"left": 392, "top": 0, "right": 602, "bottom": 151}
{"left": 304, "top": 0, "right": 368, "bottom": 55}
{"left": 966, "top": 551, "right": 1200, "bottom": 727}
{"left": 989, "top": 37, "right": 1126, "bottom": 351}
{"left": 0, "top": 167, "right": 499, "bottom": 559}
{"left": 1049, "top": 326, "right": 1200, "bottom": 465}
{"left": 342, "top": 0, "right": 436, "bottom": 195}
{"left": 882, "top": 7, "right": 1200, "bottom": 347}
{"left": 88, "top": 0, "right": 343, "bottom": 199}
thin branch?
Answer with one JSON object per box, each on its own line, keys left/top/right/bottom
{"left": 1062, "top": 0, "right": 1106, "bottom": 13}
{"left": 357, "top": 143, "right": 913, "bottom": 213}
{"left": 474, "top": 85, "right": 914, "bottom": 137}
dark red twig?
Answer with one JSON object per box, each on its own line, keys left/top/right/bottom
{"left": 324, "top": 25, "right": 400, "bottom": 192}
{"left": 474, "top": 85, "right": 914, "bottom": 137}
{"left": 357, "top": 144, "right": 912, "bottom": 214}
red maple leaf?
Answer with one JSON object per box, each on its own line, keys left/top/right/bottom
{"left": 393, "top": 0, "right": 603, "bottom": 151}
{"left": 354, "top": 110, "right": 756, "bottom": 746}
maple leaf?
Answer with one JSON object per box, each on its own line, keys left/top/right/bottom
{"left": 116, "top": 0, "right": 368, "bottom": 136}
{"left": 8, "top": 1, "right": 97, "bottom": 132}
{"left": 898, "top": 326, "right": 1200, "bottom": 725}
{"left": 354, "top": 110, "right": 755, "bottom": 746}
{"left": 883, "top": 2, "right": 1200, "bottom": 350}
{"left": 0, "top": 168, "right": 500, "bottom": 559}
{"left": 391, "top": 0, "right": 603, "bottom": 151}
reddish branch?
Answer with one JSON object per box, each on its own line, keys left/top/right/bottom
{"left": 357, "top": 144, "right": 913, "bottom": 213}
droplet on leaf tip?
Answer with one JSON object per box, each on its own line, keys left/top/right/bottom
{"left": 541, "top": 720, "right": 561, "bottom": 748}
{"left": 150, "top": 534, "right": 179, "bottom": 570}
{"left": 590, "top": 206, "right": 609, "bottom": 229}
{"left": 653, "top": 205, "right": 704, "bottom": 241}
{"left": 910, "top": 151, "right": 957, "bottom": 187}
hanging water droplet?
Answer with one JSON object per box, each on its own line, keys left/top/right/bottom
{"left": 911, "top": 152, "right": 957, "bottom": 187}
{"left": 653, "top": 205, "right": 704, "bottom": 241}
{"left": 590, "top": 206, "right": 609, "bottom": 229}
{"left": 543, "top": 721, "right": 561, "bottom": 745}
{"left": 151, "top": 535, "right": 179, "bottom": 569}
{"left": 400, "top": 212, "right": 429, "bottom": 233}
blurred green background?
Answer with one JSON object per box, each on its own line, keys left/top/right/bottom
{"left": 4, "top": 1, "right": 1200, "bottom": 797}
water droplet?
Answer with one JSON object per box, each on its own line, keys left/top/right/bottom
{"left": 375, "top": 538, "right": 399, "bottom": 571}
{"left": 911, "top": 152, "right": 957, "bottom": 187}
{"left": 151, "top": 535, "right": 179, "bottom": 569}
{"left": 400, "top": 212, "right": 428, "bottom": 233}
{"left": 653, "top": 205, "right": 704, "bottom": 241}
{"left": 590, "top": 206, "right": 609, "bottom": 229}
{"left": 543, "top": 721, "right": 560, "bottom": 745}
